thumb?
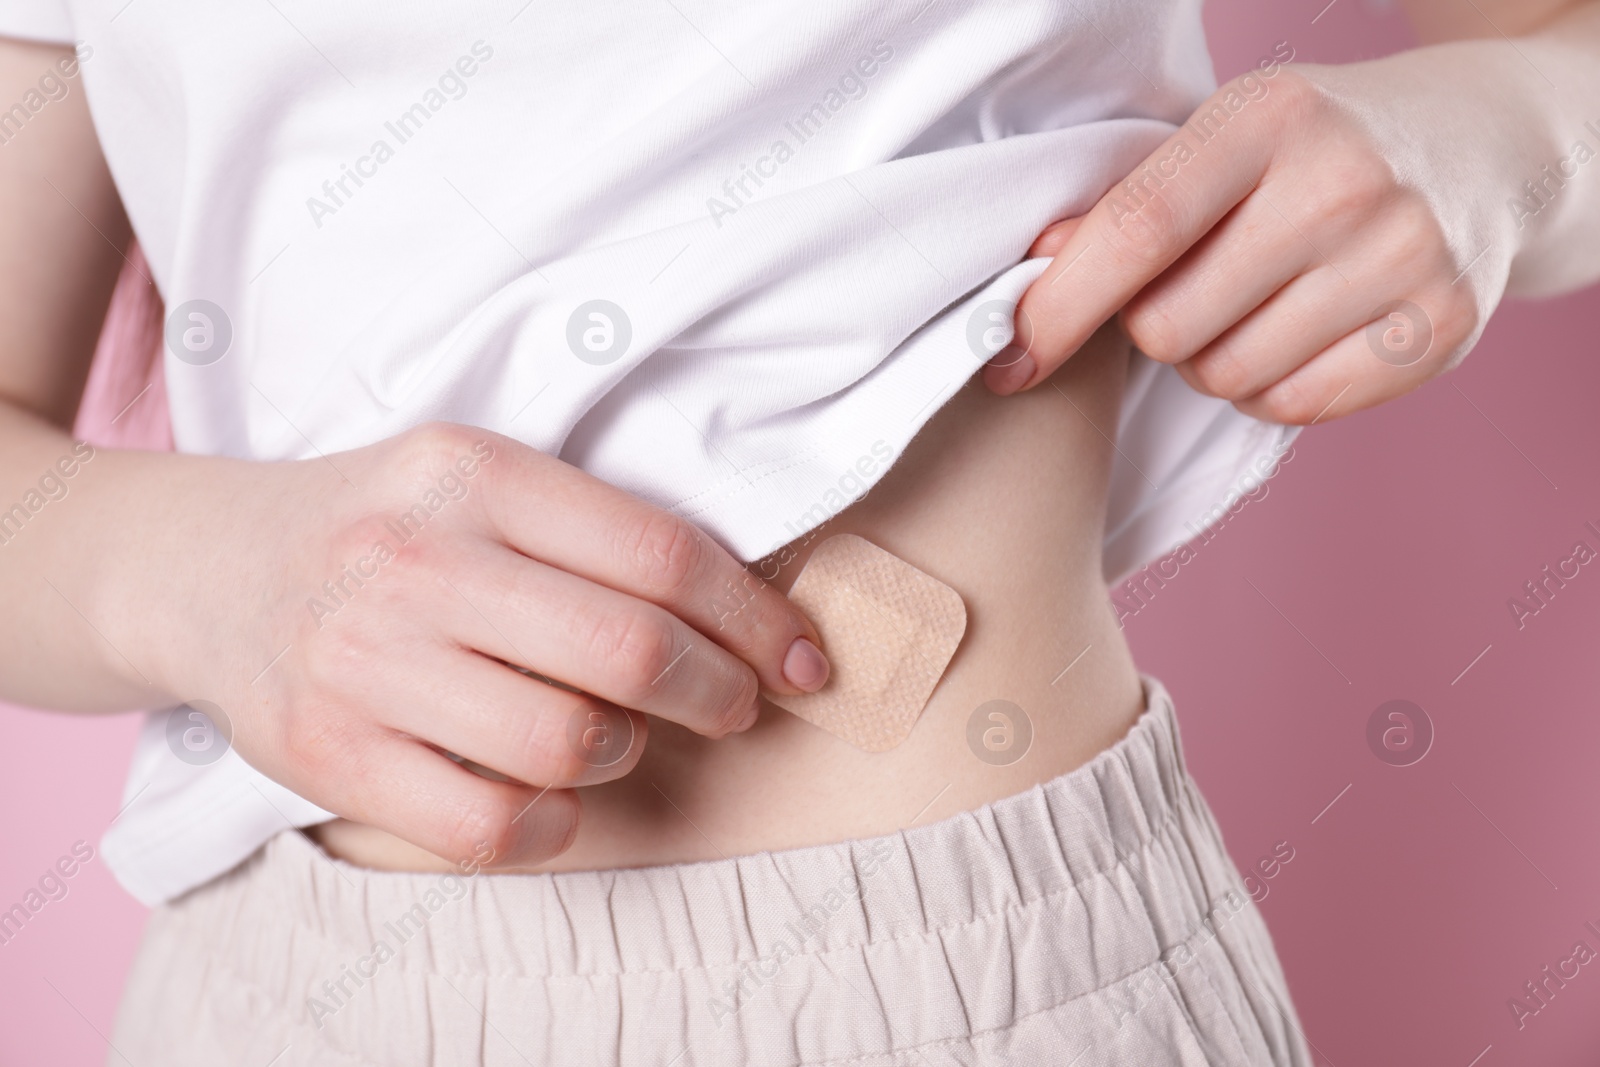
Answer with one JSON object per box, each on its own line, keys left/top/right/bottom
{"left": 980, "top": 216, "right": 1091, "bottom": 395}
{"left": 1027, "top": 215, "right": 1087, "bottom": 259}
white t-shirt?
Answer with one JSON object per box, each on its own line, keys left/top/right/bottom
{"left": 1, "top": 0, "right": 1294, "bottom": 906}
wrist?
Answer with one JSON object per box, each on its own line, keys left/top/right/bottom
{"left": 1295, "top": 40, "right": 1566, "bottom": 297}
{"left": 82, "top": 449, "right": 293, "bottom": 705}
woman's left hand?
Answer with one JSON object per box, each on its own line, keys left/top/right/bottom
{"left": 986, "top": 44, "right": 1551, "bottom": 423}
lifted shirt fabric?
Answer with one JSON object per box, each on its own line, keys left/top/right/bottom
{"left": 1, "top": 0, "right": 1294, "bottom": 906}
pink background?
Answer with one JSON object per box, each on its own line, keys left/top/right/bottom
{"left": 5, "top": 1, "right": 1600, "bottom": 1063}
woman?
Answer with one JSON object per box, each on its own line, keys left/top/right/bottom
{"left": 1, "top": 0, "right": 1596, "bottom": 1063}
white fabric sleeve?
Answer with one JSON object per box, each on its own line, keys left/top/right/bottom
{"left": 0, "top": 0, "right": 74, "bottom": 44}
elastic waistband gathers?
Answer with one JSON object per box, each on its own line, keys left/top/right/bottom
{"left": 111, "top": 677, "right": 1312, "bottom": 1066}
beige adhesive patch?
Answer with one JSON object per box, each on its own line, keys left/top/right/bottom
{"left": 765, "top": 534, "right": 966, "bottom": 752}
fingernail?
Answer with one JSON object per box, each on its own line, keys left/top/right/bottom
{"left": 984, "top": 352, "right": 1035, "bottom": 395}
{"left": 734, "top": 700, "right": 761, "bottom": 733}
{"left": 782, "top": 637, "right": 830, "bottom": 692}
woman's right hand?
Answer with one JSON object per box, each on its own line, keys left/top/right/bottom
{"left": 108, "top": 422, "right": 829, "bottom": 870}
{"left": 0, "top": 37, "right": 825, "bottom": 873}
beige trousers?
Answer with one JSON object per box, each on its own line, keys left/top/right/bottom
{"left": 109, "top": 678, "right": 1313, "bottom": 1066}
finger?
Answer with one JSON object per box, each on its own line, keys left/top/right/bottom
{"left": 1116, "top": 195, "right": 1323, "bottom": 367}
{"left": 1027, "top": 215, "right": 1087, "bottom": 259}
{"left": 1175, "top": 265, "right": 1380, "bottom": 400}
{"left": 379, "top": 645, "right": 648, "bottom": 787}
{"left": 996, "top": 86, "right": 1281, "bottom": 395}
{"left": 317, "top": 729, "right": 582, "bottom": 868}
{"left": 477, "top": 440, "right": 829, "bottom": 695}
{"left": 1235, "top": 312, "right": 1443, "bottom": 426}
{"left": 443, "top": 540, "right": 763, "bottom": 739}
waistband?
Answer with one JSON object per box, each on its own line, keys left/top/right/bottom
{"left": 148, "top": 675, "right": 1297, "bottom": 1064}
{"left": 228, "top": 676, "right": 1207, "bottom": 961}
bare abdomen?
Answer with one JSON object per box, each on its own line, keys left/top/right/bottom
{"left": 311, "top": 323, "right": 1145, "bottom": 872}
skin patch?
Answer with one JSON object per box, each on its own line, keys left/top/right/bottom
{"left": 765, "top": 534, "right": 967, "bottom": 752}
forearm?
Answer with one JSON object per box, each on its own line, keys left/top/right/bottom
{"left": 0, "top": 397, "right": 266, "bottom": 713}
